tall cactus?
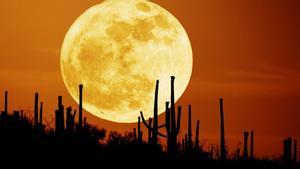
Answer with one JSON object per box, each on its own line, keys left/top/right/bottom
{"left": 165, "top": 76, "right": 181, "bottom": 157}
{"left": 55, "top": 96, "right": 65, "bottom": 132}
{"left": 140, "top": 80, "right": 166, "bottom": 145}
{"left": 283, "top": 137, "right": 292, "bottom": 161}
{"left": 4, "top": 90, "right": 8, "bottom": 115}
{"left": 137, "top": 116, "right": 143, "bottom": 144}
{"left": 219, "top": 97, "right": 226, "bottom": 160}
{"left": 139, "top": 76, "right": 182, "bottom": 155}
{"left": 1, "top": 91, "right": 8, "bottom": 117}
{"left": 147, "top": 118, "right": 152, "bottom": 144}
{"left": 66, "top": 106, "right": 76, "bottom": 132}
{"left": 187, "top": 105, "right": 192, "bottom": 150}
{"left": 152, "top": 80, "right": 159, "bottom": 144}
{"left": 195, "top": 120, "right": 200, "bottom": 149}
{"left": 78, "top": 84, "right": 83, "bottom": 128}
{"left": 34, "top": 92, "right": 39, "bottom": 126}
{"left": 244, "top": 131, "right": 249, "bottom": 160}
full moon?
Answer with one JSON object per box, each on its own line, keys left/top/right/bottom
{"left": 60, "top": 0, "right": 193, "bottom": 123}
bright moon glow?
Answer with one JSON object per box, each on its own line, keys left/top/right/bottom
{"left": 60, "top": 0, "right": 193, "bottom": 123}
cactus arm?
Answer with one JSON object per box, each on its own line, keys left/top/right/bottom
{"left": 158, "top": 123, "right": 166, "bottom": 129}
{"left": 73, "top": 110, "right": 77, "bottom": 117}
{"left": 140, "top": 111, "right": 151, "bottom": 129}
{"left": 157, "top": 131, "right": 166, "bottom": 137}
{"left": 140, "top": 111, "right": 166, "bottom": 137}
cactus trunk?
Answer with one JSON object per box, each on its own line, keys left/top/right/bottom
{"left": 220, "top": 98, "right": 226, "bottom": 160}
{"left": 55, "top": 96, "right": 64, "bottom": 132}
{"left": 148, "top": 118, "right": 152, "bottom": 144}
{"left": 66, "top": 106, "right": 76, "bottom": 132}
{"left": 283, "top": 137, "right": 292, "bottom": 161}
{"left": 34, "top": 92, "right": 39, "bottom": 126}
{"left": 188, "top": 105, "right": 192, "bottom": 150}
{"left": 4, "top": 91, "right": 8, "bottom": 115}
{"left": 140, "top": 80, "right": 162, "bottom": 145}
{"left": 195, "top": 120, "right": 200, "bottom": 149}
{"left": 166, "top": 76, "right": 181, "bottom": 158}
{"left": 78, "top": 84, "right": 83, "bottom": 128}
{"left": 244, "top": 131, "right": 249, "bottom": 160}
{"left": 138, "top": 116, "right": 142, "bottom": 144}
{"left": 152, "top": 80, "right": 159, "bottom": 145}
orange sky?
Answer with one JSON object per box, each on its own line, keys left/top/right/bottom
{"left": 0, "top": 0, "right": 299, "bottom": 158}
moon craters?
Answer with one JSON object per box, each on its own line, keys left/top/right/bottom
{"left": 136, "top": 2, "right": 151, "bottom": 12}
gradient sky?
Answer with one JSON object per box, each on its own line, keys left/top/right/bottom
{"left": 0, "top": 0, "right": 299, "bottom": 157}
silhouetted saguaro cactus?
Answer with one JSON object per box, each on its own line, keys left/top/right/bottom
{"left": 34, "top": 92, "right": 39, "bottom": 126}
{"left": 137, "top": 116, "right": 142, "bottom": 144}
{"left": 147, "top": 118, "right": 152, "bottom": 144}
{"left": 140, "top": 80, "right": 166, "bottom": 145}
{"left": 78, "top": 84, "right": 83, "bottom": 128}
{"left": 4, "top": 90, "right": 8, "bottom": 115}
{"left": 187, "top": 105, "right": 192, "bottom": 150}
{"left": 283, "top": 137, "right": 292, "bottom": 161}
{"left": 165, "top": 76, "right": 181, "bottom": 157}
{"left": 1, "top": 91, "right": 8, "bottom": 118}
{"left": 55, "top": 96, "right": 65, "bottom": 132}
{"left": 152, "top": 80, "right": 159, "bottom": 144}
{"left": 250, "top": 131, "right": 254, "bottom": 160}
{"left": 195, "top": 120, "right": 200, "bottom": 149}
{"left": 66, "top": 106, "right": 76, "bottom": 132}
{"left": 219, "top": 97, "right": 226, "bottom": 160}
{"left": 244, "top": 131, "right": 249, "bottom": 160}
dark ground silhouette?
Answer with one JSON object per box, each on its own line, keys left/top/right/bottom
{"left": 0, "top": 77, "right": 299, "bottom": 168}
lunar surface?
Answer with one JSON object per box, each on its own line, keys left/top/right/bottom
{"left": 60, "top": 0, "right": 193, "bottom": 123}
